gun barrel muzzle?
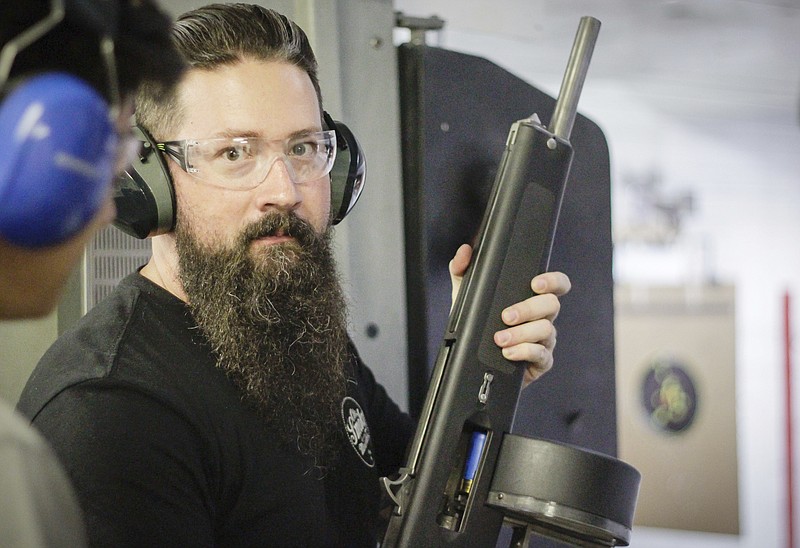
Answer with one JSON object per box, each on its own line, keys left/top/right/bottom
{"left": 549, "top": 16, "right": 601, "bottom": 141}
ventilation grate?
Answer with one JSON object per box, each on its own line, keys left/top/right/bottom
{"left": 85, "top": 225, "right": 152, "bottom": 310}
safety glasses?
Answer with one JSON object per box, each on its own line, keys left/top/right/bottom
{"left": 157, "top": 130, "right": 338, "bottom": 190}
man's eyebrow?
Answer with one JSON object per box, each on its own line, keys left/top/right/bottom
{"left": 206, "top": 127, "right": 324, "bottom": 140}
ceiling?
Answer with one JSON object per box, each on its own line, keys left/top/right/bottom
{"left": 393, "top": 0, "right": 800, "bottom": 127}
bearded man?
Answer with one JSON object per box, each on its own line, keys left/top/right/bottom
{"left": 17, "top": 4, "right": 571, "bottom": 546}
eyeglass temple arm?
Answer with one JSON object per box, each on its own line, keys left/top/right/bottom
{"left": 156, "top": 142, "right": 189, "bottom": 171}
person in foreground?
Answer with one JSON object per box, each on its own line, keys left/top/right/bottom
{"left": 17, "top": 3, "right": 571, "bottom": 546}
{"left": 0, "top": 1, "right": 183, "bottom": 545}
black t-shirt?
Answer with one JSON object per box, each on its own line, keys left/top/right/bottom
{"left": 17, "top": 273, "right": 414, "bottom": 547}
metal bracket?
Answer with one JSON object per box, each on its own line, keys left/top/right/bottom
{"left": 395, "top": 11, "right": 446, "bottom": 45}
{"left": 381, "top": 471, "right": 413, "bottom": 516}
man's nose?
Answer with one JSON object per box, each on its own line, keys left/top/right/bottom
{"left": 252, "top": 156, "right": 302, "bottom": 213}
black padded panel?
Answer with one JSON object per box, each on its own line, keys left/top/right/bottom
{"left": 398, "top": 44, "right": 617, "bottom": 460}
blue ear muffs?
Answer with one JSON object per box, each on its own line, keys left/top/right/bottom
{"left": 0, "top": 72, "right": 116, "bottom": 247}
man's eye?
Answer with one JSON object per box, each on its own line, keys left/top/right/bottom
{"left": 289, "top": 141, "right": 317, "bottom": 157}
{"left": 217, "top": 144, "right": 252, "bottom": 162}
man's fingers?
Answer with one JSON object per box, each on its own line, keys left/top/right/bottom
{"left": 502, "top": 293, "right": 561, "bottom": 326}
{"left": 531, "top": 271, "right": 572, "bottom": 296}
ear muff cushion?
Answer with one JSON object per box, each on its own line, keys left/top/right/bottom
{"left": 326, "top": 115, "right": 366, "bottom": 225}
{"left": 0, "top": 73, "right": 115, "bottom": 247}
{"left": 112, "top": 124, "right": 175, "bottom": 239}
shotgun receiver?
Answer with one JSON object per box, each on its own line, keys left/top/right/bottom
{"left": 382, "top": 17, "right": 640, "bottom": 547}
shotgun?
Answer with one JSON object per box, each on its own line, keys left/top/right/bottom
{"left": 382, "top": 16, "right": 640, "bottom": 547}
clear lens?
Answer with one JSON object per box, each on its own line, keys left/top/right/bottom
{"left": 166, "top": 130, "right": 337, "bottom": 190}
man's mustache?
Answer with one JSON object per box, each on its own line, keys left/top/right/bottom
{"left": 239, "top": 213, "right": 319, "bottom": 248}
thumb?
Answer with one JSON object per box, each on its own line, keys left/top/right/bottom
{"left": 449, "top": 244, "right": 473, "bottom": 305}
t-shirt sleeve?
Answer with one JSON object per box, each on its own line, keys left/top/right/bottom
{"left": 29, "top": 381, "right": 217, "bottom": 548}
{"left": 348, "top": 342, "right": 416, "bottom": 478}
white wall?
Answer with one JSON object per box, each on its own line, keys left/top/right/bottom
{"left": 0, "top": 313, "right": 57, "bottom": 404}
{"left": 394, "top": 0, "right": 800, "bottom": 546}
{"left": 598, "top": 88, "right": 800, "bottom": 548}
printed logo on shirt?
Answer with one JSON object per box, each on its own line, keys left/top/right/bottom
{"left": 341, "top": 396, "right": 375, "bottom": 467}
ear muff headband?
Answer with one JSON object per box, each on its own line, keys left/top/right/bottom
{"left": 113, "top": 111, "right": 366, "bottom": 238}
{"left": 0, "top": 73, "right": 115, "bottom": 247}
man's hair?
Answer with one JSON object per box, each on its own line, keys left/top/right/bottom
{"left": 136, "top": 3, "right": 322, "bottom": 140}
{"left": 1, "top": 0, "right": 185, "bottom": 104}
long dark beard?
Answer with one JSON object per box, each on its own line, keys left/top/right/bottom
{"left": 176, "top": 212, "right": 350, "bottom": 469}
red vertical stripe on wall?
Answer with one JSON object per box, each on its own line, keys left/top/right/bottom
{"left": 786, "top": 291, "right": 794, "bottom": 548}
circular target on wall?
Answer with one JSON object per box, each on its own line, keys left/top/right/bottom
{"left": 640, "top": 356, "right": 698, "bottom": 434}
